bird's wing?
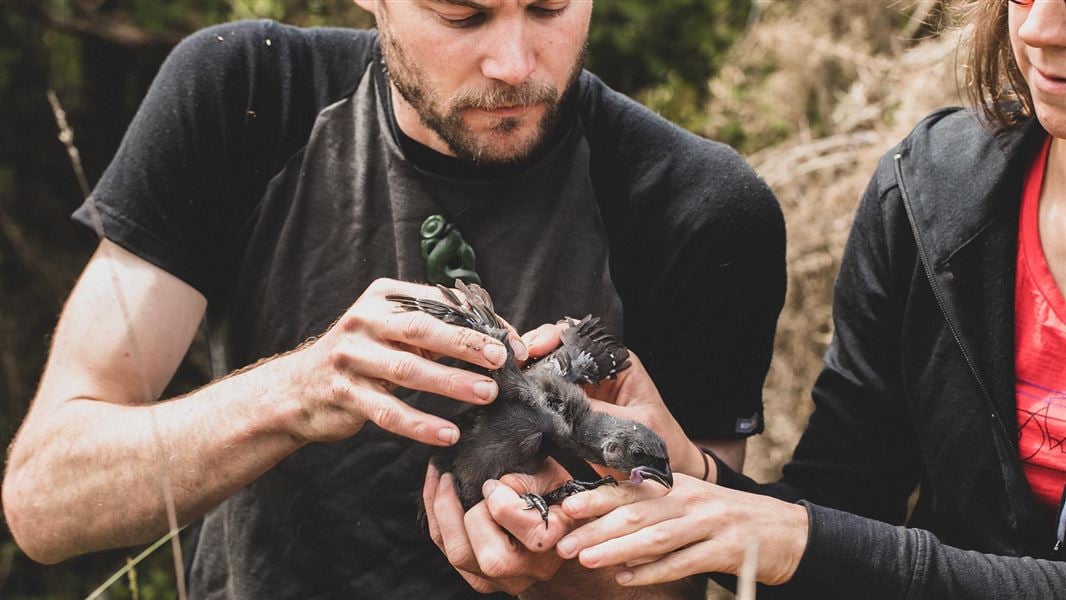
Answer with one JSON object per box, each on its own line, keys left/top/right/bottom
{"left": 386, "top": 280, "right": 506, "bottom": 337}
{"left": 534, "top": 315, "right": 631, "bottom": 385}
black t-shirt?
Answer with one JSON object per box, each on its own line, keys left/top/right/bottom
{"left": 75, "top": 20, "right": 785, "bottom": 599}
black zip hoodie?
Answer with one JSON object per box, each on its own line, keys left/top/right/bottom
{"left": 717, "top": 107, "right": 1066, "bottom": 598}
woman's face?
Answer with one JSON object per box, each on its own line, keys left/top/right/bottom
{"left": 1010, "top": 0, "right": 1066, "bottom": 136}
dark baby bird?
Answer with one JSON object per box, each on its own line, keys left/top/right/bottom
{"left": 388, "top": 281, "right": 672, "bottom": 522}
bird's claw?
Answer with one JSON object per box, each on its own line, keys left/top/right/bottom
{"left": 521, "top": 493, "right": 551, "bottom": 527}
{"left": 542, "top": 476, "right": 617, "bottom": 506}
{"left": 519, "top": 477, "right": 618, "bottom": 528}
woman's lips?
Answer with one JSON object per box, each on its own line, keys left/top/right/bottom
{"left": 1032, "top": 66, "right": 1066, "bottom": 95}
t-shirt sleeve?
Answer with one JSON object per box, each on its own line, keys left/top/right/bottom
{"left": 582, "top": 74, "right": 785, "bottom": 439}
{"left": 73, "top": 20, "right": 375, "bottom": 303}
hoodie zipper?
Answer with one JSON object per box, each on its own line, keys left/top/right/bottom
{"left": 893, "top": 153, "right": 1016, "bottom": 454}
{"left": 1055, "top": 483, "right": 1066, "bottom": 555}
{"left": 892, "top": 153, "right": 1066, "bottom": 553}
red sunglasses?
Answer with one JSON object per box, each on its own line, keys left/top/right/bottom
{"left": 1009, "top": 0, "right": 1066, "bottom": 5}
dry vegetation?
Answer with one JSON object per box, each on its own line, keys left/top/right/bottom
{"left": 703, "top": 0, "right": 967, "bottom": 485}
{"left": 700, "top": 2, "right": 967, "bottom": 597}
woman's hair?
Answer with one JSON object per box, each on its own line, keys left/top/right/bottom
{"left": 964, "top": 0, "right": 1033, "bottom": 128}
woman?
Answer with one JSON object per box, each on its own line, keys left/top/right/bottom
{"left": 554, "top": 0, "right": 1066, "bottom": 596}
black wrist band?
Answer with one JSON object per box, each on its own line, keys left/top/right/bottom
{"left": 699, "top": 446, "right": 711, "bottom": 481}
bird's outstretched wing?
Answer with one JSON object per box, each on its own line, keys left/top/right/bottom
{"left": 387, "top": 280, "right": 506, "bottom": 336}
{"left": 537, "top": 315, "right": 631, "bottom": 385}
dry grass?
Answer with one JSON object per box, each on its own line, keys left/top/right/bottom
{"left": 701, "top": 1, "right": 966, "bottom": 596}
{"left": 717, "top": 0, "right": 966, "bottom": 483}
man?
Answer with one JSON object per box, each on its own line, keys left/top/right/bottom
{"left": 2, "top": 1, "right": 784, "bottom": 598}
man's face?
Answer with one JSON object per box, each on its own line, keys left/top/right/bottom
{"left": 371, "top": 0, "right": 592, "bottom": 165}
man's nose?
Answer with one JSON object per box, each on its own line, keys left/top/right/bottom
{"left": 480, "top": 22, "right": 537, "bottom": 86}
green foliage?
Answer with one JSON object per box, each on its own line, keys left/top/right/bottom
{"left": 0, "top": 1, "right": 749, "bottom": 597}
{"left": 586, "top": 0, "right": 752, "bottom": 127}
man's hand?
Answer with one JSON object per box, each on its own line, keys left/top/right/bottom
{"left": 556, "top": 474, "right": 809, "bottom": 587}
{"left": 283, "top": 278, "right": 528, "bottom": 447}
{"left": 423, "top": 462, "right": 573, "bottom": 595}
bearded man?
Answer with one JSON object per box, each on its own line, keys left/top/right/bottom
{"left": 2, "top": 1, "right": 785, "bottom": 598}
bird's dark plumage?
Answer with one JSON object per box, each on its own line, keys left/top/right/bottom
{"left": 388, "top": 281, "right": 672, "bottom": 521}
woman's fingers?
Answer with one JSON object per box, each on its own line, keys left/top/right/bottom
{"left": 561, "top": 479, "right": 670, "bottom": 520}
{"left": 615, "top": 541, "right": 717, "bottom": 587}
{"left": 574, "top": 517, "right": 702, "bottom": 570}
{"left": 558, "top": 495, "right": 683, "bottom": 559}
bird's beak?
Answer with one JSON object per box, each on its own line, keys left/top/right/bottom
{"left": 629, "top": 464, "right": 673, "bottom": 489}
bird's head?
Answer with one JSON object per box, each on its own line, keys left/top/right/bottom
{"left": 592, "top": 417, "right": 673, "bottom": 489}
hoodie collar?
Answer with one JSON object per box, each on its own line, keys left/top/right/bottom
{"left": 894, "top": 109, "right": 1044, "bottom": 269}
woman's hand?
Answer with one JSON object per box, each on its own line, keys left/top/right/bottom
{"left": 555, "top": 474, "right": 809, "bottom": 587}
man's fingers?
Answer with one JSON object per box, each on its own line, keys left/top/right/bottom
{"left": 352, "top": 385, "right": 461, "bottom": 446}
{"left": 423, "top": 463, "right": 443, "bottom": 549}
{"left": 380, "top": 310, "right": 511, "bottom": 370}
{"left": 433, "top": 473, "right": 478, "bottom": 571}
{"left": 483, "top": 479, "right": 572, "bottom": 552}
{"left": 455, "top": 568, "right": 503, "bottom": 595}
{"left": 465, "top": 501, "right": 556, "bottom": 588}
{"left": 493, "top": 315, "right": 529, "bottom": 362}
{"left": 354, "top": 347, "right": 498, "bottom": 405}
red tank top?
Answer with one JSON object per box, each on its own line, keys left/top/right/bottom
{"left": 1015, "top": 135, "right": 1066, "bottom": 510}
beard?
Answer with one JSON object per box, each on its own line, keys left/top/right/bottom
{"left": 379, "top": 28, "right": 584, "bottom": 166}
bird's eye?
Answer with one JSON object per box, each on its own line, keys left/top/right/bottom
{"left": 603, "top": 441, "right": 623, "bottom": 461}
{"left": 545, "top": 393, "right": 566, "bottom": 413}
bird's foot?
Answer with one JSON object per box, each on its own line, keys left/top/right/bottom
{"left": 542, "top": 476, "right": 617, "bottom": 505}
{"left": 521, "top": 477, "right": 618, "bottom": 528}
{"left": 520, "top": 493, "right": 551, "bottom": 527}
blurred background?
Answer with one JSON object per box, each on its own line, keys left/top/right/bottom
{"left": 0, "top": 0, "right": 963, "bottom": 597}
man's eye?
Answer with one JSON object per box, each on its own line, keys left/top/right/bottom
{"left": 439, "top": 11, "right": 487, "bottom": 28}
{"left": 529, "top": 4, "right": 567, "bottom": 18}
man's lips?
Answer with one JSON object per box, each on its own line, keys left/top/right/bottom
{"left": 471, "top": 104, "right": 540, "bottom": 117}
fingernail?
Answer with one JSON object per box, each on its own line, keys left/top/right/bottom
{"left": 521, "top": 332, "right": 541, "bottom": 348}
{"left": 557, "top": 537, "right": 576, "bottom": 557}
{"left": 482, "top": 479, "right": 498, "bottom": 497}
{"left": 563, "top": 497, "right": 584, "bottom": 513}
{"left": 473, "top": 380, "right": 498, "bottom": 402}
{"left": 483, "top": 343, "right": 507, "bottom": 366}
{"left": 510, "top": 337, "right": 529, "bottom": 361}
{"left": 616, "top": 570, "right": 634, "bottom": 585}
{"left": 437, "top": 428, "right": 459, "bottom": 444}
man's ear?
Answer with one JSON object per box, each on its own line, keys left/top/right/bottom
{"left": 353, "top": 0, "right": 377, "bottom": 16}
